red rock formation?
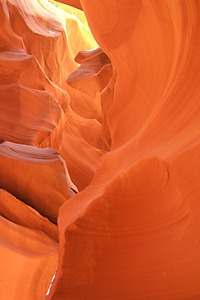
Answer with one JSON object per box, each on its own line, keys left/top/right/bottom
{"left": 56, "top": 0, "right": 82, "bottom": 10}
{"left": 1, "top": 0, "right": 200, "bottom": 299}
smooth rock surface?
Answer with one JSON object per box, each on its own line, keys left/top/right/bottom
{"left": 0, "top": 0, "right": 200, "bottom": 299}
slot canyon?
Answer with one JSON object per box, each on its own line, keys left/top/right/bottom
{"left": 0, "top": 0, "right": 200, "bottom": 299}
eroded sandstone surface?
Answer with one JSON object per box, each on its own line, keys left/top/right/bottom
{"left": 0, "top": 1, "right": 200, "bottom": 299}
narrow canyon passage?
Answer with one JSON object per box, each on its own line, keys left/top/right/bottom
{"left": 0, "top": 1, "right": 200, "bottom": 300}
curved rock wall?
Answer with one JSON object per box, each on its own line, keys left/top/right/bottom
{"left": 0, "top": 1, "right": 200, "bottom": 299}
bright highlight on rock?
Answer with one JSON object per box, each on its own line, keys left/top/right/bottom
{"left": 0, "top": 0, "right": 200, "bottom": 299}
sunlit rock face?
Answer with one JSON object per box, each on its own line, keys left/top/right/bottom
{"left": 0, "top": 0, "right": 200, "bottom": 299}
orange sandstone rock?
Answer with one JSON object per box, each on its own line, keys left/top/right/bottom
{"left": 48, "top": 0, "right": 200, "bottom": 299}
{"left": 0, "top": 142, "right": 77, "bottom": 222}
{"left": 55, "top": 0, "right": 82, "bottom": 10}
{"left": 1, "top": 0, "right": 200, "bottom": 300}
{"left": 0, "top": 188, "right": 58, "bottom": 241}
{"left": 0, "top": 215, "right": 58, "bottom": 300}
{"left": 67, "top": 48, "right": 112, "bottom": 96}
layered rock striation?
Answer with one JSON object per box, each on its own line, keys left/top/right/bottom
{"left": 0, "top": 0, "right": 200, "bottom": 299}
